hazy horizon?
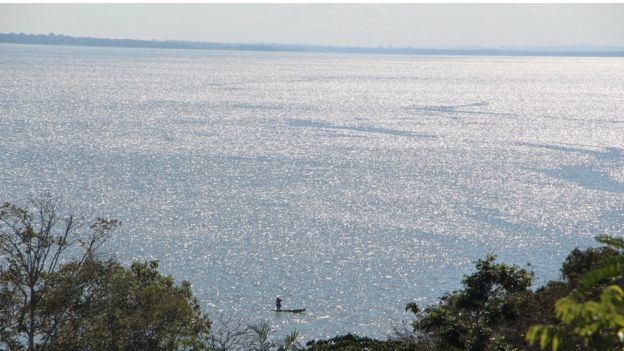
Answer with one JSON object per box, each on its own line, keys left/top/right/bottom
{"left": 1, "top": 4, "right": 624, "bottom": 49}
{"left": 3, "top": 31, "right": 624, "bottom": 52}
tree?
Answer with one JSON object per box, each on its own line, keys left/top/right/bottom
{"left": 305, "top": 333, "right": 419, "bottom": 351}
{"left": 527, "top": 235, "right": 624, "bottom": 351}
{"left": 50, "top": 260, "right": 211, "bottom": 350}
{"left": 249, "top": 321, "right": 275, "bottom": 351}
{"left": 0, "top": 196, "right": 118, "bottom": 350}
{"left": 208, "top": 316, "right": 254, "bottom": 351}
{"left": 409, "top": 254, "right": 533, "bottom": 350}
{"left": 279, "top": 330, "right": 304, "bottom": 351}
{"left": 0, "top": 196, "right": 211, "bottom": 350}
{"left": 243, "top": 321, "right": 304, "bottom": 351}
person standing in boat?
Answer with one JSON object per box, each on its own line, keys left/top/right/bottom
{"left": 276, "top": 296, "right": 282, "bottom": 311}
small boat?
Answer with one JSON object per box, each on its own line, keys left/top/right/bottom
{"left": 275, "top": 308, "right": 306, "bottom": 313}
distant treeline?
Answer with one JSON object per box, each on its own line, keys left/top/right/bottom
{"left": 2, "top": 32, "right": 624, "bottom": 57}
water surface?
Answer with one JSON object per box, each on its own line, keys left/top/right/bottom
{"left": 1, "top": 44, "right": 623, "bottom": 339}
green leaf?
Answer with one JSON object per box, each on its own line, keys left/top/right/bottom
{"left": 525, "top": 325, "right": 540, "bottom": 345}
{"left": 552, "top": 333, "right": 560, "bottom": 351}
{"left": 613, "top": 315, "right": 624, "bottom": 327}
{"left": 540, "top": 327, "right": 550, "bottom": 350}
{"left": 578, "top": 255, "right": 624, "bottom": 294}
{"left": 596, "top": 235, "right": 624, "bottom": 249}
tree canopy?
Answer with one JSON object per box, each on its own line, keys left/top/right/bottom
{"left": 0, "top": 197, "right": 210, "bottom": 351}
{"left": 409, "top": 254, "right": 534, "bottom": 350}
{"left": 527, "top": 235, "right": 624, "bottom": 351}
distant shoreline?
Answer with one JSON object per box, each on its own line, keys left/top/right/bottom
{"left": 2, "top": 32, "right": 624, "bottom": 57}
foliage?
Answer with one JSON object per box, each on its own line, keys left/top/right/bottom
{"left": 246, "top": 321, "right": 304, "bottom": 351}
{"left": 0, "top": 196, "right": 118, "bottom": 350}
{"left": 207, "top": 319, "right": 304, "bottom": 351}
{"left": 208, "top": 316, "right": 255, "bottom": 351}
{"left": 305, "top": 333, "right": 418, "bottom": 351}
{"left": 280, "top": 330, "right": 305, "bottom": 351}
{"left": 249, "top": 321, "right": 275, "bottom": 351}
{"left": 560, "top": 245, "right": 620, "bottom": 287}
{"left": 409, "top": 254, "right": 534, "bottom": 351}
{"left": 527, "top": 235, "right": 624, "bottom": 351}
{"left": 0, "top": 197, "right": 210, "bottom": 350}
{"left": 50, "top": 259, "right": 211, "bottom": 350}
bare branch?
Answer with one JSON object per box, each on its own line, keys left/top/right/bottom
{"left": 0, "top": 196, "right": 118, "bottom": 350}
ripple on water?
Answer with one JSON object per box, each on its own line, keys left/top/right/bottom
{"left": 1, "top": 44, "right": 623, "bottom": 339}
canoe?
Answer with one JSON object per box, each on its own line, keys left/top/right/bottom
{"left": 275, "top": 308, "right": 306, "bottom": 313}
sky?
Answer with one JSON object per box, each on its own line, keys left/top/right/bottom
{"left": 1, "top": 4, "right": 624, "bottom": 48}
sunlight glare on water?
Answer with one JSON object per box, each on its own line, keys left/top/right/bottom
{"left": 0, "top": 44, "right": 623, "bottom": 339}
